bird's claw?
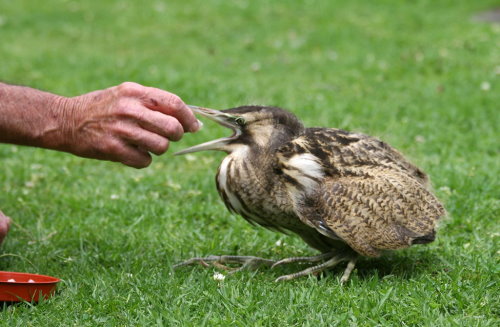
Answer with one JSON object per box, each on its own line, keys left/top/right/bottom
{"left": 172, "top": 255, "right": 223, "bottom": 268}
{"left": 174, "top": 255, "right": 276, "bottom": 272}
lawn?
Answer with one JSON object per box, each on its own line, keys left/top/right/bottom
{"left": 0, "top": 0, "right": 498, "bottom": 325}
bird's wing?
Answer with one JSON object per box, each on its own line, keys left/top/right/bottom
{"left": 302, "top": 128, "right": 430, "bottom": 186}
{"left": 295, "top": 168, "right": 445, "bottom": 257}
{"left": 277, "top": 128, "right": 445, "bottom": 257}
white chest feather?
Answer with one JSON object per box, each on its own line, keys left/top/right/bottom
{"left": 279, "top": 153, "right": 325, "bottom": 229}
{"left": 217, "top": 147, "right": 249, "bottom": 214}
{"left": 281, "top": 153, "right": 324, "bottom": 194}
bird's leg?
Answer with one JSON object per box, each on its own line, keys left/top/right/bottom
{"left": 271, "top": 251, "right": 335, "bottom": 268}
{"left": 340, "top": 257, "right": 357, "bottom": 284}
{"left": 173, "top": 255, "right": 276, "bottom": 272}
{"left": 274, "top": 252, "right": 356, "bottom": 282}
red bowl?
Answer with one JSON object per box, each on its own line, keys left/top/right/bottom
{"left": 0, "top": 271, "right": 60, "bottom": 302}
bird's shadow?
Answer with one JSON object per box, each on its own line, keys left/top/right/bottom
{"left": 353, "top": 253, "right": 439, "bottom": 280}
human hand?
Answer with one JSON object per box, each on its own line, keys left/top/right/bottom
{"left": 54, "top": 82, "right": 200, "bottom": 168}
{"left": 0, "top": 210, "right": 11, "bottom": 246}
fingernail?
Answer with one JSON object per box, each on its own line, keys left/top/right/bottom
{"left": 191, "top": 119, "right": 203, "bottom": 132}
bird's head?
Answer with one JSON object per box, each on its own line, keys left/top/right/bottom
{"left": 175, "top": 105, "right": 304, "bottom": 155}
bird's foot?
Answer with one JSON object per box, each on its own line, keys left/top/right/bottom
{"left": 174, "top": 252, "right": 358, "bottom": 283}
{"left": 173, "top": 255, "right": 276, "bottom": 273}
{"left": 272, "top": 252, "right": 358, "bottom": 283}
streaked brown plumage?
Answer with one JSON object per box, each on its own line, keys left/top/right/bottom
{"left": 174, "top": 105, "right": 445, "bottom": 282}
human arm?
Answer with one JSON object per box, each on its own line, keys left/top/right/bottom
{"left": 0, "top": 82, "right": 200, "bottom": 168}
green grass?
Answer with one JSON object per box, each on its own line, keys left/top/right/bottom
{"left": 1, "top": 0, "right": 499, "bottom": 325}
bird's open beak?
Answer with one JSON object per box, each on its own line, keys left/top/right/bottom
{"left": 174, "top": 105, "right": 243, "bottom": 155}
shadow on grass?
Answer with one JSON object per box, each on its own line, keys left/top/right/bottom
{"left": 1, "top": 301, "right": 17, "bottom": 309}
{"left": 0, "top": 300, "right": 47, "bottom": 311}
{"left": 354, "top": 253, "right": 441, "bottom": 280}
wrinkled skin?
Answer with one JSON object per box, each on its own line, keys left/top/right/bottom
{"left": 55, "top": 82, "right": 201, "bottom": 168}
{"left": 0, "top": 81, "right": 200, "bottom": 168}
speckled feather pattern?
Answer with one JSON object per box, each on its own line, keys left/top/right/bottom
{"left": 215, "top": 106, "right": 445, "bottom": 257}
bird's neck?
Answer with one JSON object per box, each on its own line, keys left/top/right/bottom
{"left": 217, "top": 143, "right": 295, "bottom": 228}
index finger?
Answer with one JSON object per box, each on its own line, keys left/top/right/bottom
{"left": 141, "top": 87, "right": 200, "bottom": 133}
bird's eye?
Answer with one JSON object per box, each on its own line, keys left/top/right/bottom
{"left": 235, "top": 117, "right": 246, "bottom": 126}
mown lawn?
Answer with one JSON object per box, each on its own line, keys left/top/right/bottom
{"left": 0, "top": 0, "right": 498, "bottom": 325}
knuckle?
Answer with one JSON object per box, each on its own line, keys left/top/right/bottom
{"left": 100, "top": 140, "right": 122, "bottom": 156}
{"left": 132, "top": 108, "right": 145, "bottom": 121}
{"left": 167, "top": 95, "right": 184, "bottom": 111}
{"left": 111, "top": 123, "right": 132, "bottom": 138}
{"left": 118, "top": 104, "right": 143, "bottom": 121}
{"left": 174, "top": 126, "right": 184, "bottom": 141}
{"left": 117, "top": 82, "right": 142, "bottom": 96}
{"left": 115, "top": 98, "right": 132, "bottom": 115}
{"left": 165, "top": 119, "right": 184, "bottom": 141}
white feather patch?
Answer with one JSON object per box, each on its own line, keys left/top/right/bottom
{"left": 217, "top": 147, "right": 250, "bottom": 214}
{"left": 217, "top": 146, "right": 249, "bottom": 189}
{"left": 217, "top": 156, "right": 230, "bottom": 190}
{"left": 286, "top": 153, "right": 324, "bottom": 179}
{"left": 278, "top": 153, "right": 325, "bottom": 229}
{"left": 282, "top": 153, "right": 324, "bottom": 196}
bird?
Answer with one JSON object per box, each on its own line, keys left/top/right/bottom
{"left": 174, "top": 105, "right": 445, "bottom": 282}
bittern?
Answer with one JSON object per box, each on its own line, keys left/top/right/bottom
{"left": 174, "top": 105, "right": 445, "bottom": 282}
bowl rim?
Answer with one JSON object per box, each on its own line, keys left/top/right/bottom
{"left": 0, "top": 271, "right": 61, "bottom": 284}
